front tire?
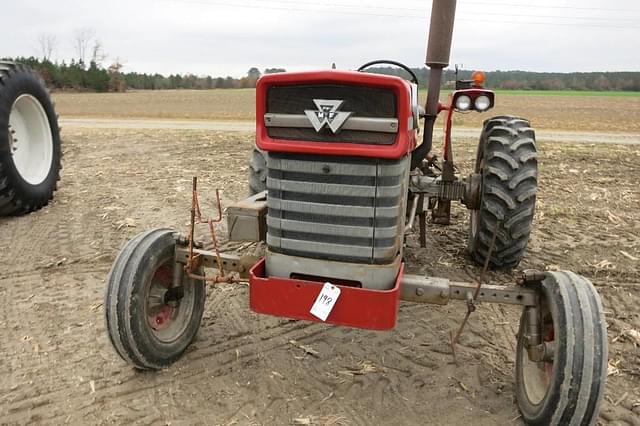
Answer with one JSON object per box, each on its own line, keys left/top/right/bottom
{"left": 105, "top": 228, "right": 206, "bottom": 370}
{"left": 515, "top": 271, "right": 607, "bottom": 425}
{"left": 468, "top": 116, "right": 537, "bottom": 268}
{"left": 249, "top": 147, "right": 267, "bottom": 195}
{"left": 0, "top": 62, "right": 61, "bottom": 215}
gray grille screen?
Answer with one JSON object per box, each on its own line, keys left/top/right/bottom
{"left": 266, "top": 152, "right": 409, "bottom": 264}
{"left": 266, "top": 84, "right": 397, "bottom": 145}
{"left": 267, "top": 84, "right": 396, "bottom": 117}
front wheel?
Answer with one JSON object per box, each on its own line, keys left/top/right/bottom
{"left": 515, "top": 271, "right": 607, "bottom": 425}
{"left": 105, "top": 228, "right": 206, "bottom": 370}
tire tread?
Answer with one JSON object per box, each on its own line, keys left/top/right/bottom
{"left": 105, "top": 229, "right": 205, "bottom": 370}
{"left": 249, "top": 147, "right": 267, "bottom": 195}
{"left": 468, "top": 116, "right": 538, "bottom": 268}
{"left": 0, "top": 61, "right": 61, "bottom": 215}
{"left": 515, "top": 271, "right": 607, "bottom": 425}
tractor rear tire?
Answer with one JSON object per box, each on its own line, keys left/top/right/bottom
{"left": 0, "top": 62, "right": 61, "bottom": 215}
{"left": 249, "top": 147, "right": 267, "bottom": 195}
{"left": 468, "top": 116, "right": 537, "bottom": 269}
{"left": 515, "top": 271, "right": 607, "bottom": 425}
{"left": 105, "top": 228, "right": 206, "bottom": 370}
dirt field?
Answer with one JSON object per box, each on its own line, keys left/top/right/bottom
{"left": 52, "top": 89, "right": 640, "bottom": 133}
{"left": 1, "top": 121, "right": 638, "bottom": 424}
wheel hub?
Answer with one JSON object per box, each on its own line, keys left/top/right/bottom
{"left": 8, "top": 124, "right": 17, "bottom": 152}
{"left": 521, "top": 310, "right": 555, "bottom": 405}
{"left": 464, "top": 172, "right": 482, "bottom": 209}
{"left": 147, "top": 265, "right": 177, "bottom": 331}
{"left": 144, "top": 263, "right": 196, "bottom": 343}
{"left": 150, "top": 305, "right": 175, "bottom": 331}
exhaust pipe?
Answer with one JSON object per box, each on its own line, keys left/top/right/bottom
{"left": 410, "top": 0, "right": 457, "bottom": 169}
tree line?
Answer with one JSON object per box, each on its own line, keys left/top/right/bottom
{"left": 3, "top": 56, "right": 639, "bottom": 92}
{"left": 370, "top": 67, "right": 640, "bottom": 92}
{"left": 2, "top": 56, "right": 287, "bottom": 92}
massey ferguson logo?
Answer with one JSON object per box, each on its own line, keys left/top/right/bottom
{"left": 305, "top": 99, "right": 352, "bottom": 133}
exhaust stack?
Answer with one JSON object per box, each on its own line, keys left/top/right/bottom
{"left": 411, "top": 0, "right": 457, "bottom": 169}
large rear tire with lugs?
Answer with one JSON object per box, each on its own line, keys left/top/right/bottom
{"left": 0, "top": 62, "right": 61, "bottom": 215}
{"left": 515, "top": 271, "right": 607, "bottom": 425}
{"left": 468, "top": 116, "right": 537, "bottom": 268}
{"left": 249, "top": 147, "right": 267, "bottom": 195}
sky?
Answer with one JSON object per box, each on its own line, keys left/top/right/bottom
{"left": 3, "top": 0, "right": 639, "bottom": 77}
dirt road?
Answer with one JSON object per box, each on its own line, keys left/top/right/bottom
{"left": 1, "top": 127, "right": 638, "bottom": 425}
{"left": 60, "top": 117, "right": 640, "bottom": 145}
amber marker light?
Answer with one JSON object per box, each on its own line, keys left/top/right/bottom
{"left": 471, "top": 70, "right": 486, "bottom": 87}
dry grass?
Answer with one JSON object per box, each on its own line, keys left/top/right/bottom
{"left": 53, "top": 89, "right": 256, "bottom": 121}
{"left": 52, "top": 89, "right": 640, "bottom": 133}
{"left": 446, "top": 94, "right": 640, "bottom": 133}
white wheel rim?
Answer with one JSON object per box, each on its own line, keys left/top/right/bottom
{"left": 521, "top": 343, "right": 552, "bottom": 405}
{"left": 8, "top": 94, "right": 53, "bottom": 185}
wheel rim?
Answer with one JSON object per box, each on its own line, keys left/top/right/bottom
{"left": 470, "top": 158, "right": 484, "bottom": 240}
{"left": 8, "top": 94, "right": 54, "bottom": 185}
{"left": 144, "top": 260, "right": 197, "bottom": 343}
{"left": 470, "top": 209, "right": 479, "bottom": 238}
{"left": 520, "top": 304, "right": 555, "bottom": 405}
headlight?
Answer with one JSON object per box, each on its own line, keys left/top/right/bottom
{"left": 475, "top": 95, "right": 491, "bottom": 111}
{"left": 455, "top": 95, "right": 471, "bottom": 111}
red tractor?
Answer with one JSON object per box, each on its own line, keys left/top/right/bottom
{"left": 105, "top": 1, "right": 607, "bottom": 424}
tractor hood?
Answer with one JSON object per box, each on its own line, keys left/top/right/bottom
{"left": 255, "top": 70, "right": 418, "bottom": 160}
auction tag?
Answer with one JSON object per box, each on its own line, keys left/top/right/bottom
{"left": 310, "top": 282, "right": 341, "bottom": 321}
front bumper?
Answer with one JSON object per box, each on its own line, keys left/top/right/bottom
{"left": 249, "top": 258, "right": 403, "bottom": 330}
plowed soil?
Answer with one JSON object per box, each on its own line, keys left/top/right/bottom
{"left": 1, "top": 127, "right": 639, "bottom": 425}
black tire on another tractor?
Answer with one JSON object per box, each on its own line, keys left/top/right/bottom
{"left": 468, "top": 116, "right": 537, "bottom": 268}
{"left": 105, "top": 228, "right": 206, "bottom": 370}
{"left": 515, "top": 271, "right": 607, "bottom": 425}
{"left": 249, "top": 147, "right": 267, "bottom": 195}
{"left": 0, "top": 62, "right": 61, "bottom": 215}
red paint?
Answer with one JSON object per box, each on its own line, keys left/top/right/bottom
{"left": 249, "top": 258, "right": 403, "bottom": 330}
{"left": 443, "top": 104, "right": 454, "bottom": 161}
{"left": 150, "top": 305, "right": 173, "bottom": 330}
{"left": 255, "top": 70, "right": 416, "bottom": 160}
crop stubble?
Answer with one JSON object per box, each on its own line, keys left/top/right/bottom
{"left": 1, "top": 94, "right": 639, "bottom": 424}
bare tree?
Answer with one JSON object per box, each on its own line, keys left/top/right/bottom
{"left": 91, "top": 39, "right": 107, "bottom": 66}
{"left": 108, "top": 61, "right": 126, "bottom": 92}
{"left": 37, "top": 33, "right": 57, "bottom": 61}
{"left": 73, "top": 28, "right": 95, "bottom": 65}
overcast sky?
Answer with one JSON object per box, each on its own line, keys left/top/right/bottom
{"left": 3, "top": 0, "right": 639, "bottom": 77}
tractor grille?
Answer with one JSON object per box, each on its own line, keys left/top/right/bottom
{"left": 266, "top": 84, "right": 397, "bottom": 145}
{"left": 266, "top": 152, "right": 409, "bottom": 264}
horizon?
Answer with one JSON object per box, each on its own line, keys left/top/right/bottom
{"left": 2, "top": 0, "right": 639, "bottom": 78}
{"left": 8, "top": 56, "right": 640, "bottom": 79}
